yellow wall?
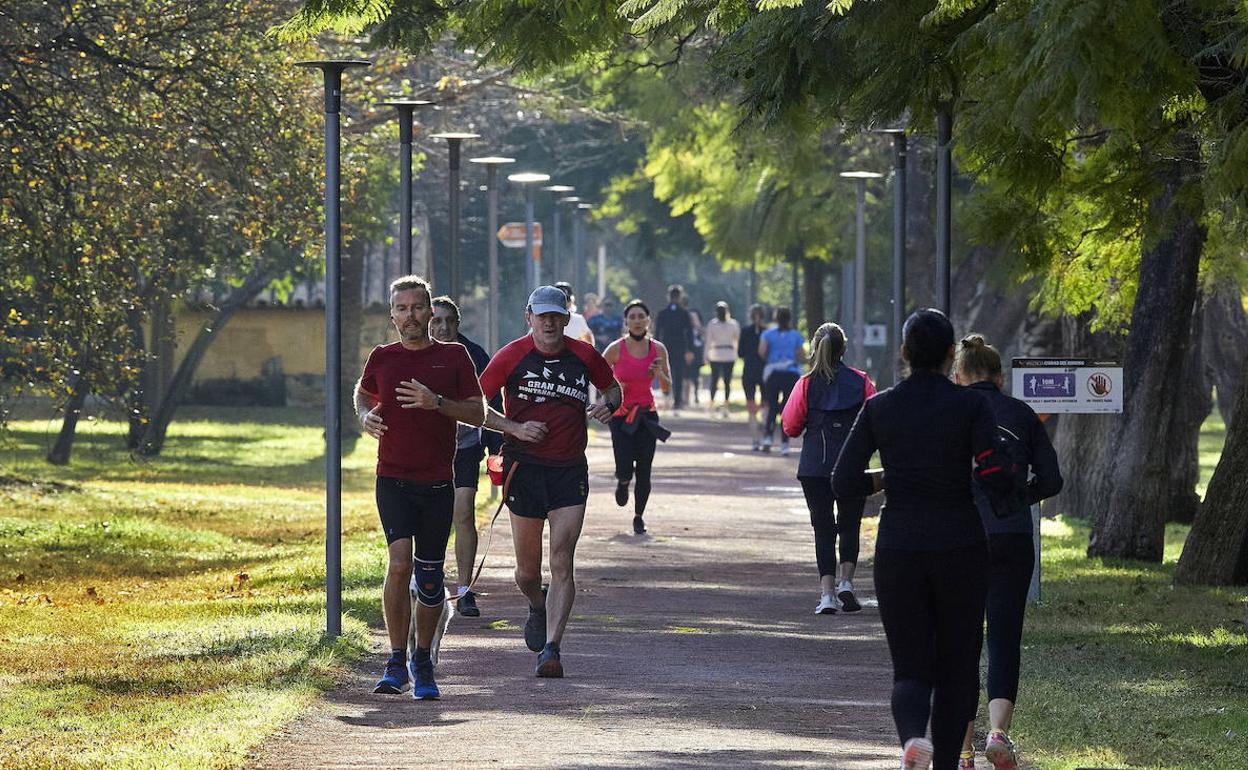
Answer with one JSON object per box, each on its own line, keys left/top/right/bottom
{"left": 173, "top": 307, "right": 397, "bottom": 382}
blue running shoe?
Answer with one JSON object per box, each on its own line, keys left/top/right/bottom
{"left": 411, "top": 659, "right": 440, "bottom": 700}
{"left": 372, "top": 655, "right": 409, "bottom": 694}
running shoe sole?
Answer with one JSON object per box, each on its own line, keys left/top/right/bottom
{"left": 372, "top": 681, "right": 409, "bottom": 695}
{"left": 838, "top": 590, "right": 862, "bottom": 613}
{"left": 984, "top": 736, "right": 1018, "bottom": 770}
{"left": 536, "top": 656, "right": 564, "bottom": 678}
{"left": 901, "top": 737, "right": 934, "bottom": 769}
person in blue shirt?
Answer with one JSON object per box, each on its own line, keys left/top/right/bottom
{"left": 588, "top": 295, "right": 623, "bottom": 350}
{"left": 952, "top": 334, "right": 1062, "bottom": 770}
{"left": 757, "top": 306, "right": 806, "bottom": 455}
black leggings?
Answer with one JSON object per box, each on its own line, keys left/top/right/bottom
{"left": 875, "top": 543, "right": 988, "bottom": 770}
{"left": 708, "top": 361, "right": 733, "bottom": 401}
{"left": 798, "top": 477, "right": 864, "bottom": 576}
{"left": 764, "top": 370, "right": 800, "bottom": 438}
{"left": 986, "top": 533, "right": 1034, "bottom": 703}
{"left": 609, "top": 416, "right": 658, "bottom": 515}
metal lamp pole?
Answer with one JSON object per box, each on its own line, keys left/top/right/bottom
{"left": 469, "top": 156, "right": 515, "bottom": 353}
{"left": 381, "top": 99, "right": 434, "bottom": 275}
{"left": 840, "top": 171, "right": 884, "bottom": 368}
{"left": 508, "top": 172, "right": 551, "bottom": 289}
{"left": 875, "top": 128, "right": 908, "bottom": 381}
{"left": 936, "top": 109, "right": 953, "bottom": 314}
{"left": 430, "top": 132, "right": 480, "bottom": 300}
{"left": 559, "top": 196, "right": 582, "bottom": 290}
{"left": 296, "top": 58, "right": 370, "bottom": 639}
{"left": 542, "top": 185, "right": 574, "bottom": 282}
{"left": 577, "top": 203, "right": 598, "bottom": 297}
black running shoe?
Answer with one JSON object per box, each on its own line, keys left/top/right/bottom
{"left": 535, "top": 642, "right": 563, "bottom": 678}
{"left": 615, "top": 481, "right": 629, "bottom": 507}
{"left": 524, "top": 604, "right": 547, "bottom": 652}
{"left": 456, "top": 590, "right": 481, "bottom": 617}
{"left": 633, "top": 515, "right": 646, "bottom": 535}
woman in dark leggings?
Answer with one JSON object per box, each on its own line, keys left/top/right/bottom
{"left": 833, "top": 309, "right": 1014, "bottom": 770}
{"left": 603, "top": 300, "right": 672, "bottom": 535}
{"left": 781, "top": 323, "right": 876, "bottom": 615}
{"left": 953, "top": 335, "right": 1062, "bottom": 770}
{"left": 758, "top": 307, "right": 806, "bottom": 455}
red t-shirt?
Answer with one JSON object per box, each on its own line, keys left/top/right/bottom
{"left": 359, "top": 340, "right": 483, "bottom": 482}
{"left": 479, "top": 335, "right": 617, "bottom": 466}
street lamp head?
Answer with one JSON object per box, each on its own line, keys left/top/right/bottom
{"left": 381, "top": 99, "right": 435, "bottom": 109}
{"left": 431, "top": 131, "right": 481, "bottom": 141}
{"left": 576, "top": 203, "right": 595, "bottom": 210}
{"left": 872, "top": 128, "right": 907, "bottom": 135}
{"left": 508, "top": 172, "right": 551, "bottom": 185}
{"left": 469, "top": 156, "right": 516, "bottom": 166}
{"left": 543, "top": 184, "right": 575, "bottom": 194}
{"left": 839, "top": 171, "right": 885, "bottom": 180}
{"left": 295, "top": 59, "right": 372, "bottom": 71}
{"left": 559, "top": 196, "right": 582, "bottom": 204}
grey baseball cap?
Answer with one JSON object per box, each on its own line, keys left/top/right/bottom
{"left": 527, "top": 285, "right": 570, "bottom": 315}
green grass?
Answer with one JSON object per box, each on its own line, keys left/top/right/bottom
{"left": 0, "top": 406, "right": 451, "bottom": 770}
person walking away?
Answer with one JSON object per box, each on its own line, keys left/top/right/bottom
{"left": 953, "top": 335, "right": 1063, "bottom": 770}
{"left": 654, "top": 285, "right": 695, "bottom": 410}
{"left": 429, "top": 296, "right": 503, "bottom": 618}
{"left": 738, "top": 304, "right": 769, "bottom": 449}
{"left": 603, "top": 299, "right": 673, "bottom": 534}
{"left": 554, "top": 281, "right": 595, "bottom": 346}
{"left": 589, "top": 295, "right": 624, "bottom": 350}
{"left": 758, "top": 306, "right": 805, "bottom": 455}
{"left": 782, "top": 323, "right": 876, "bottom": 614}
{"left": 354, "top": 275, "right": 485, "bottom": 701}
{"left": 480, "top": 286, "right": 622, "bottom": 678}
{"left": 832, "top": 308, "right": 1016, "bottom": 770}
{"left": 705, "top": 301, "right": 740, "bottom": 418}
{"left": 686, "top": 300, "right": 705, "bottom": 406}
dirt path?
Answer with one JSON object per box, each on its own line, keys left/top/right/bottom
{"left": 252, "top": 413, "right": 975, "bottom": 769}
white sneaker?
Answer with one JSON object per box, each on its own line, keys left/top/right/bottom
{"left": 780, "top": 439, "right": 791, "bottom": 457}
{"left": 901, "top": 737, "right": 934, "bottom": 769}
{"left": 815, "top": 594, "right": 839, "bottom": 614}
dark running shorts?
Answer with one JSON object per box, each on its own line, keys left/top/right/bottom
{"left": 742, "top": 371, "right": 764, "bottom": 401}
{"left": 375, "top": 476, "right": 454, "bottom": 552}
{"left": 503, "top": 457, "right": 589, "bottom": 519}
{"left": 453, "top": 443, "right": 486, "bottom": 490}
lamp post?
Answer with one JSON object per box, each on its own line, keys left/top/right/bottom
{"left": 874, "top": 128, "right": 908, "bottom": 382}
{"left": 935, "top": 109, "right": 953, "bottom": 314}
{"left": 430, "top": 131, "right": 480, "bottom": 300}
{"left": 542, "top": 184, "right": 575, "bottom": 281}
{"left": 576, "top": 202, "right": 598, "bottom": 297}
{"left": 381, "top": 99, "right": 434, "bottom": 275}
{"left": 839, "top": 171, "right": 884, "bottom": 369}
{"left": 295, "top": 58, "right": 370, "bottom": 639}
{"left": 508, "top": 172, "right": 550, "bottom": 288}
{"left": 469, "top": 156, "right": 515, "bottom": 353}
{"left": 559, "top": 196, "right": 582, "bottom": 290}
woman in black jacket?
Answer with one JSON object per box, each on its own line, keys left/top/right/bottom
{"left": 832, "top": 309, "right": 1012, "bottom": 770}
{"left": 953, "top": 335, "right": 1062, "bottom": 770}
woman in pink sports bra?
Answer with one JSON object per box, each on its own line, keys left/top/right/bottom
{"left": 602, "top": 299, "right": 673, "bottom": 534}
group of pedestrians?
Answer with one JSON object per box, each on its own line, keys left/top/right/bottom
{"left": 352, "top": 271, "right": 1062, "bottom": 770}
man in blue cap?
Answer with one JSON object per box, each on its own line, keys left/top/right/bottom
{"left": 481, "top": 286, "right": 622, "bottom": 678}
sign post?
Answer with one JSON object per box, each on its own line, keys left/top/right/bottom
{"left": 1011, "top": 357, "right": 1124, "bottom": 601}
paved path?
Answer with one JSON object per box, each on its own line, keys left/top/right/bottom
{"left": 253, "top": 414, "right": 975, "bottom": 769}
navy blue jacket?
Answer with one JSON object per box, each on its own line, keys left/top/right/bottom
{"left": 783, "top": 363, "right": 875, "bottom": 479}
{"left": 966, "top": 382, "right": 1063, "bottom": 535}
{"left": 832, "top": 369, "right": 1002, "bottom": 551}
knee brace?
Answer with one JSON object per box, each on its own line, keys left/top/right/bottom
{"left": 413, "top": 558, "right": 445, "bottom": 607}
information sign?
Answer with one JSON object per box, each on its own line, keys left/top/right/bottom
{"left": 1011, "top": 358, "right": 1123, "bottom": 414}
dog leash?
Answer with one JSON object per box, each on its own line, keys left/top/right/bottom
{"left": 459, "top": 457, "right": 518, "bottom": 597}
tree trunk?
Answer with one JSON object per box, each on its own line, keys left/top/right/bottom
{"left": 1051, "top": 313, "right": 1123, "bottom": 520}
{"left": 1165, "top": 292, "right": 1212, "bottom": 524}
{"left": 801, "top": 255, "right": 826, "bottom": 338}
{"left": 125, "top": 307, "right": 149, "bottom": 449}
{"left": 47, "top": 360, "right": 90, "bottom": 465}
{"left": 1176, "top": 351, "right": 1248, "bottom": 585}
{"left": 1202, "top": 285, "right": 1248, "bottom": 428}
{"left": 136, "top": 268, "right": 271, "bottom": 456}
{"left": 341, "top": 236, "right": 366, "bottom": 440}
{"left": 1088, "top": 129, "right": 1206, "bottom": 561}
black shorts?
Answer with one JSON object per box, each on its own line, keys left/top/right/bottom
{"left": 742, "top": 371, "right": 764, "bottom": 400}
{"left": 503, "top": 457, "right": 589, "bottom": 519}
{"left": 375, "top": 476, "right": 454, "bottom": 556}
{"left": 453, "top": 443, "right": 485, "bottom": 490}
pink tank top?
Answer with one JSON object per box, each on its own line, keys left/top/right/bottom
{"left": 614, "top": 338, "right": 658, "bottom": 410}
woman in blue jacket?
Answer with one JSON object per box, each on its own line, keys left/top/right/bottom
{"left": 782, "top": 323, "right": 876, "bottom": 615}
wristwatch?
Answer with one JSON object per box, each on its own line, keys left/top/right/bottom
{"left": 436, "top": 394, "right": 444, "bottom": 409}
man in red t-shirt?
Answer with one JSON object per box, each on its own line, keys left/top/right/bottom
{"left": 353, "top": 275, "right": 484, "bottom": 700}
{"left": 480, "top": 285, "right": 621, "bottom": 678}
